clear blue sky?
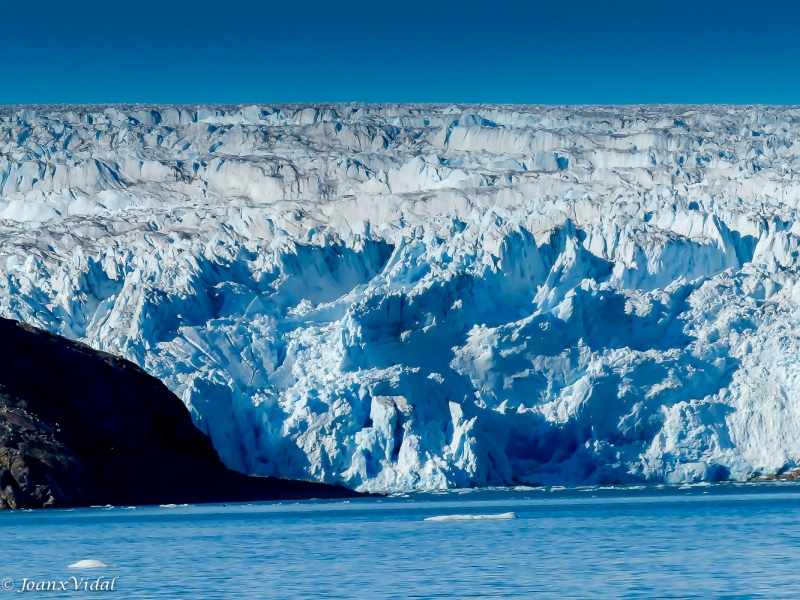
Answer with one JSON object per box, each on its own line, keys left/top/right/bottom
{"left": 3, "top": 0, "right": 799, "bottom": 105}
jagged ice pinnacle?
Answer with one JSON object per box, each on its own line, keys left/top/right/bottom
{"left": 2, "top": 103, "right": 800, "bottom": 490}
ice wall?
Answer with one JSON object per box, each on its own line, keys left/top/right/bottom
{"left": 2, "top": 103, "right": 800, "bottom": 489}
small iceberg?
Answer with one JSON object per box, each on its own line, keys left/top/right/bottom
{"left": 68, "top": 560, "right": 108, "bottom": 569}
{"left": 425, "top": 512, "right": 518, "bottom": 522}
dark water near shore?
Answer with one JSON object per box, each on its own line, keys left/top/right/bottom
{"left": 2, "top": 482, "right": 800, "bottom": 598}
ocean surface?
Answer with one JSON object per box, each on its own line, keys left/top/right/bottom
{"left": 2, "top": 483, "right": 800, "bottom": 598}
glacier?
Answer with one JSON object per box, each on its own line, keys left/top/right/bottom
{"left": 2, "top": 102, "right": 800, "bottom": 490}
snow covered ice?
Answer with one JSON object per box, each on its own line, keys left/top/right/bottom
{"left": 68, "top": 560, "right": 108, "bottom": 569}
{"left": 2, "top": 103, "right": 800, "bottom": 490}
{"left": 425, "top": 512, "right": 518, "bottom": 521}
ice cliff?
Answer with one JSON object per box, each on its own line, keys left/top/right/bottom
{"left": 1, "top": 103, "right": 800, "bottom": 489}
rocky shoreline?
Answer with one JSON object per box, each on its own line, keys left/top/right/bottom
{"left": 0, "top": 318, "right": 360, "bottom": 508}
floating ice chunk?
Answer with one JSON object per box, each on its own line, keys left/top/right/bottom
{"left": 679, "top": 481, "right": 712, "bottom": 489}
{"left": 68, "top": 560, "right": 108, "bottom": 569}
{"left": 424, "top": 512, "right": 518, "bottom": 522}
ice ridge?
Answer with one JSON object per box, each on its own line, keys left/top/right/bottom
{"left": 1, "top": 103, "right": 800, "bottom": 490}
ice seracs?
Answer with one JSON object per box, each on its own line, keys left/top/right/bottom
{"left": 2, "top": 103, "right": 800, "bottom": 490}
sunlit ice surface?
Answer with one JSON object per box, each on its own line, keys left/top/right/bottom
{"left": 3, "top": 104, "right": 800, "bottom": 490}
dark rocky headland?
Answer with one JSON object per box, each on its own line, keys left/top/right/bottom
{"left": 0, "top": 317, "right": 360, "bottom": 508}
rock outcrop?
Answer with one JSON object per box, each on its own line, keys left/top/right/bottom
{"left": 0, "top": 317, "right": 358, "bottom": 508}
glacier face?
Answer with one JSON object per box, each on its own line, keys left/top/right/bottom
{"left": 2, "top": 103, "right": 800, "bottom": 489}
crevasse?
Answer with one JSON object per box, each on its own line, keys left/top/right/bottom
{"left": 2, "top": 103, "right": 800, "bottom": 490}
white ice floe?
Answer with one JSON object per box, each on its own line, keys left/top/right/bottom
{"left": 3, "top": 104, "right": 800, "bottom": 490}
{"left": 425, "top": 512, "right": 518, "bottom": 521}
{"left": 68, "top": 560, "right": 108, "bottom": 569}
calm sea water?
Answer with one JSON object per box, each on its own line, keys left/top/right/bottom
{"left": 1, "top": 483, "right": 799, "bottom": 598}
